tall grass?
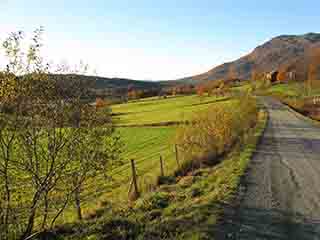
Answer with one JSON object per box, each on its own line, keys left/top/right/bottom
{"left": 175, "top": 96, "right": 258, "bottom": 175}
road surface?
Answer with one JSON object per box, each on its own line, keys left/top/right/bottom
{"left": 215, "top": 98, "right": 320, "bottom": 239}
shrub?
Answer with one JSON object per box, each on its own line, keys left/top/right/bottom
{"left": 175, "top": 96, "right": 258, "bottom": 173}
{"left": 157, "top": 176, "right": 176, "bottom": 185}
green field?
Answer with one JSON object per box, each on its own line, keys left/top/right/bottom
{"left": 105, "top": 127, "right": 177, "bottom": 200}
{"left": 62, "top": 96, "right": 267, "bottom": 240}
{"left": 112, "top": 95, "right": 228, "bottom": 126}
{"left": 99, "top": 96, "right": 234, "bottom": 197}
{"left": 73, "top": 95, "right": 235, "bottom": 218}
{"left": 59, "top": 82, "right": 318, "bottom": 235}
{"left": 6, "top": 91, "right": 256, "bottom": 230}
{"left": 28, "top": 94, "right": 239, "bottom": 226}
{"left": 266, "top": 82, "right": 320, "bottom": 97}
{"left": 231, "top": 81, "right": 320, "bottom": 98}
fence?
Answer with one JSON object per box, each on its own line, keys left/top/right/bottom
{"left": 0, "top": 143, "right": 183, "bottom": 239}
{"left": 79, "top": 143, "right": 183, "bottom": 203}
{"left": 126, "top": 144, "right": 182, "bottom": 201}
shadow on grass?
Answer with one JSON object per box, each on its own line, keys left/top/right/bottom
{"left": 185, "top": 97, "right": 231, "bottom": 108}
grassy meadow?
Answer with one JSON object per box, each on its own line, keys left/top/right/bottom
{"left": 263, "top": 82, "right": 320, "bottom": 121}
{"left": 111, "top": 95, "right": 229, "bottom": 126}
{"left": 61, "top": 95, "right": 236, "bottom": 221}
{"left": 4, "top": 90, "right": 265, "bottom": 239}
{"left": 59, "top": 95, "right": 267, "bottom": 240}
{"left": 9, "top": 81, "right": 305, "bottom": 238}
{"left": 264, "top": 81, "right": 320, "bottom": 97}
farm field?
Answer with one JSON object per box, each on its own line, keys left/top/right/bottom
{"left": 62, "top": 96, "right": 267, "bottom": 240}
{"left": 67, "top": 95, "right": 235, "bottom": 220}
{"left": 26, "top": 93, "right": 259, "bottom": 226}
{"left": 3, "top": 91, "right": 254, "bottom": 236}
{"left": 3, "top": 11, "right": 320, "bottom": 239}
{"left": 231, "top": 81, "right": 320, "bottom": 98}
{"left": 10, "top": 95, "right": 235, "bottom": 226}
{"left": 266, "top": 82, "right": 320, "bottom": 97}
{"left": 103, "top": 126, "right": 177, "bottom": 201}
{"left": 111, "top": 95, "right": 230, "bottom": 126}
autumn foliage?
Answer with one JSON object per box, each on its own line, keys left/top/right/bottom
{"left": 175, "top": 96, "right": 258, "bottom": 174}
{"left": 277, "top": 70, "right": 287, "bottom": 82}
{"left": 196, "top": 85, "right": 206, "bottom": 96}
{"left": 170, "top": 84, "right": 195, "bottom": 96}
{"left": 308, "top": 47, "right": 320, "bottom": 81}
{"left": 96, "top": 97, "right": 107, "bottom": 109}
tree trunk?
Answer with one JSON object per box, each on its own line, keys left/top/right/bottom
{"left": 20, "top": 188, "right": 43, "bottom": 240}
{"left": 75, "top": 186, "right": 82, "bottom": 221}
{"left": 20, "top": 207, "right": 37, "bottom": 240}
{"left": 4, "top": 157, "right": 11, "bottom": 240}
{"left": 41, "top": 192, "right": 49, "bottom": 230}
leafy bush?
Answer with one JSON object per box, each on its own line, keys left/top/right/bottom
{"left": 175, "top": 96, "right": 258, "bottom": 174}
{"left": 157, "top": 176, "right": 177, "bottom": 185}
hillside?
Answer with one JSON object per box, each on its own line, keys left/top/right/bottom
{"left": 56, "top": 33, "right": 320, "bottom": 94}
{"left": 94, "top": 76, "right": 161, "bottom": 90}
{"left": 180, "top": 33, "right": 320, "bottom": 83}
{"left": 66, "top": 75, "right": 160, "bottom": 91}
{"left": 48, "top": 33, "right": 320, "bottom": 98}
{"left": 53, "top": 74, "right": 164, "bottom": 99}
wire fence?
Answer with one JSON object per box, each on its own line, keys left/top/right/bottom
{"left": 81, "top": 143, "right": 181, "bottom": 202}
{"left": 0, "top": 141, "right": 183, "bottom": 239}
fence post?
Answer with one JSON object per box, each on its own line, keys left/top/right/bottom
{"left": 129, "top": 159, "right": 139, "bottom": 200}
{"left": 128, "top": 179, "right": 133, "bottom": 196}
{"left": 175, "top": 144, "right": 180, "bottom": 169}
{"left": 160, "top": 155, "right": 164, "bottom": 177}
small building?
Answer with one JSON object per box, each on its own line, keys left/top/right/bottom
{"left": 288, "top": 71, "right": 296, "bottom": 82}
{"left": 266, "top": 70, "right": 279, "bottom": 83}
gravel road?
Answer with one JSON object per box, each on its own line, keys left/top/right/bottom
{"left": 215, "top": 98, "right": 320, "bottom": 240}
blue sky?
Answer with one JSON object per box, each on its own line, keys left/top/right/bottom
{"left": 0, "top": 0, "right": 319, "bottom": 80}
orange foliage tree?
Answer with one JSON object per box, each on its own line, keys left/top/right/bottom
{"left": 96, "top": 97, "right": 107, "bottom": 109}
{"left": 308, "top": 48, "right": 320, "bottom": 81}
{"left": 196, "top": 85, "right": 206, "bottom": 96}
{"left": 277, "top": 70, "right": 287, "bottom": 82}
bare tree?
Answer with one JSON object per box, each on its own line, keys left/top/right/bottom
{"left": 0, "top": 28, "right": 122, "bottom": 240}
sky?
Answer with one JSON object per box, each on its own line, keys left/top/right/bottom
{"left": 0, "top": 0, "right": 319, "bottom": 80}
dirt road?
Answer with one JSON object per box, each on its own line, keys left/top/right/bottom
{"left": 215, "top": 98, "right": 320, "bottom": 239}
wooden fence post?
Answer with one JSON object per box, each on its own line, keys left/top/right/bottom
{"left": 129, "top": 159, "right": 139, "bottom": 200}
{"left": 175, "top": 144, "right": 180, "bottom": 168}
{"left": 160, "top": 155, "right": 164, "bottom": 177}
{"left": 128, "top": 179, "right": 133, "bottom": 196}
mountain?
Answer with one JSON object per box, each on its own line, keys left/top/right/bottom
{"left": 180, "top": 33, "right": 320, "bottom": 83}
{"left": 56, "top": 33, "right": 320, "bottom": 99}
{"left": 94, "top": 76, "right": 162, "bottom": 89}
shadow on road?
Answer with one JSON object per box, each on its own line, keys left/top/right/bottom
{"left": 253, "top": 136, "right": 320, "bottom": 155}
{"left": 213, "top": 203, "right": 320, "bottom": 240}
